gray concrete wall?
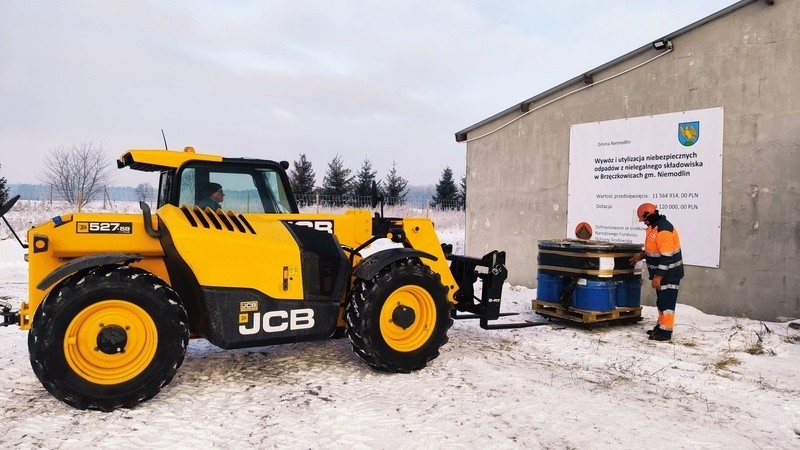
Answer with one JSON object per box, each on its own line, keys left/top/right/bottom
{"left": 463, "top": 1, "right": 799, "bottom": 321}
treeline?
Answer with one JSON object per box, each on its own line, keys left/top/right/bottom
{"left": 289, "top": 154, "right": 465, "bottom": 210}
{"left": 0, "top": 163, "right": 7, "bottom": 205}
{"left": 0, "top": 147, "right": 467, "bottom": 210}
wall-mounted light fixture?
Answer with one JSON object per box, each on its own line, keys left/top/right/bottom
{"left": 652, "top": 39, "right": 673, "bottom": 51}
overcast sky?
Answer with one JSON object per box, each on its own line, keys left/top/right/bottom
{"left": 0, "top": 0, "right": 736, "bottom": 188}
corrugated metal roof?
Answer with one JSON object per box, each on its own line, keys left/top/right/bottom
{"left": 454, "top": 0, "right": 768, "bottom": 142}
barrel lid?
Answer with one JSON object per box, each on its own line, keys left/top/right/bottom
{"left": 538, "top": 238, "right": 642, "bottom": 252}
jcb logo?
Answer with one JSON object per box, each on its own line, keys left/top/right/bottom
{"left": 238, "top": 308, "right": 315, "bottom": 335}
{"left": 286, "top": 220, "right": 334, "bottom": 234}
{"left": 240, "top": 301, "right": 258, "bottom": 312}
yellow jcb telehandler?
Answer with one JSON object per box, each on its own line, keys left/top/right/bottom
{"left": 0, "top": 147, "right": 535, "bottom": 411}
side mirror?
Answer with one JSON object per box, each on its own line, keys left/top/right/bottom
{"left": 0, "top": 195, "right": 20, "bottom": 219}
{"left": 0, "top": 195, "right": 28, "bottom": 249}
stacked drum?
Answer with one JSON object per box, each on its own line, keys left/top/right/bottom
{"left": 536, "top": 239, "right": 644, "bottom": 311}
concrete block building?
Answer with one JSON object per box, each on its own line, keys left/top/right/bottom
{"left": 455, "top": 0, "right": 798, "bottom": 321}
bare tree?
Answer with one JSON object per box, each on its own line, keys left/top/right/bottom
{"left": 134, "top": 183, "right": 154, "bottom": 203}
{"left": 40, "top": 142, "right": 113, "bottom": 207}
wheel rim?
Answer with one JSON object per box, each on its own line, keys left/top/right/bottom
{"left": 379, "top": 285, "right": 436, "bottom": 352}
{"left": 63, "top": 300, "right": 158, "bottom": 385}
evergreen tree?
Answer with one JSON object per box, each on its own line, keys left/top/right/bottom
{"left": 320, "top": 154, "right": 353, "bottom": 206}
{"left": 457, "top": 175, "right": 467, "bottom": 209}
{"left": 0, "top": 163, "right": 8, "bottom": 205}
{"left": 351, "top": 158, "right": 377, "bottom": 207}
{"left": 384, "top": 161, "right": 408, "bottom": 206}
{"left": 289, "top": 154, "right": 317, "bottom": 204}
{"left": 430, "top": 167, "right": 459, "bottom": 210}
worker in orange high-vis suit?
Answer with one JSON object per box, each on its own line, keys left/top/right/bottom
{"left": 629, "top": 203, "right": 684, "bottom": 341}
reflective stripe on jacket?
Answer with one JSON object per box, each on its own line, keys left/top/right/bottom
{"left": 644, "top": 216, "right": 684, "bottom": 283}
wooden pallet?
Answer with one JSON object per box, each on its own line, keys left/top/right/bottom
{"left": 531, "top": 299, "right": 642, "bottom": 325}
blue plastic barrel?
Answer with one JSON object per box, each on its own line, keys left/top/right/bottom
{"left": 572, "top": 279, "right": 616, "bottom": 311}
{"left": 615, "top": 278, "right": 642, "bottom": 307}
{"left": 537, "top": 272, "right": 565, "bottom": 303}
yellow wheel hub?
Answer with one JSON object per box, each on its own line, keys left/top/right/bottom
{"left": 64, "top": 300, "right": 158, "bottom": 385}
{"left": 380, "top": 285, "right": 436, "bottom": 352}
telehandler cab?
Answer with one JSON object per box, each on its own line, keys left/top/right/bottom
{"left": 0, "top": 147, "right": 534, "bottom": 411}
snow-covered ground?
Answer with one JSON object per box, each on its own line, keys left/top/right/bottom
{"left": 1, "top": 203, "right": 799, "bottom": 448}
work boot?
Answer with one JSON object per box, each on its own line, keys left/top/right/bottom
{"left": 648, "top": 327, "right": 672, "bottom": 341}
{"left": 646, "top": 325, "right": 659, "bottom": 336}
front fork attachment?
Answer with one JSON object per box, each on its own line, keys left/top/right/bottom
{"left": 446, "top": 249, "right": 546, "bottom": 329}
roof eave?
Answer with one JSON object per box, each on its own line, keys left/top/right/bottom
{"left": 454, "top": 0, "right": 763, "bottom": 143}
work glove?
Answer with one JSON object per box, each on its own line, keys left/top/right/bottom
{"left": 651, "top": 275, "right": 662, "bottom": 289}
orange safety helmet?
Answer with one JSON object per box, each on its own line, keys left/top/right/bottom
{"left": 637, "top": 203, "right": 657, "bottom": 222}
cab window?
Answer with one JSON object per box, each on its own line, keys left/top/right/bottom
{"left": 259, "top": 169, "right": 292, "bottom": 213}
{"left": 176, "top": 164, "right": 293, "bottom": 214}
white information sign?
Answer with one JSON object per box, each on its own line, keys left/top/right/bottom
{"left": 568, "top": 107, "right": 723, "bottom": 268}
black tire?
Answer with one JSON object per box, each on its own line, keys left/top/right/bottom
{"left": 28, "top": 265, "right": 188, "bottom": 411}
{"left": 346, "top": 258, "right": 452, "bottom": 373}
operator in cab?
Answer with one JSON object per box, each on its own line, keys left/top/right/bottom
{"left": 198, "top": 182, "right": 225, "bottom": 210}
